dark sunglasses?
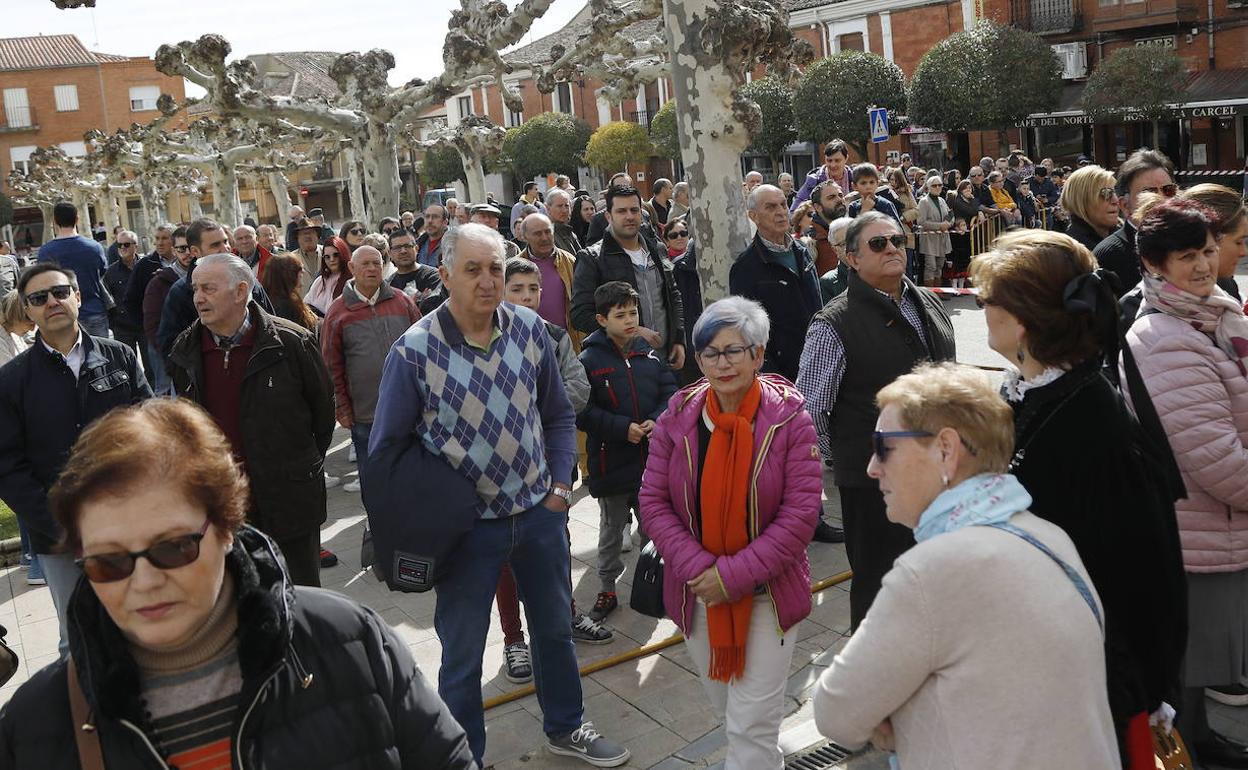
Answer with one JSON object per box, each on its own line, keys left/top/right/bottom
{"left": 1097, "top": 187, "right": 1119, "bottom": 202}
{"left": 348, "top": 227, "right": 366, "bottom": 236}
{"left": 666, "top": 230, "right": 689, "bottom": 239}
{"left": 77, "top": 520, "right": 211, "bottom": 583}
{"left": 24, "top": 285, "right": 73, "bottom": 307}
{"left": 174, "top": 245, "right": 190, "bottom": 253}
{"left": 866, "top": 234, "right": 907, "bottom": 253}
{"left": 1141, "top": 184, "right": 1178, "bottom": 198}
{"left": 118, "top": 242, "right": 137, "bottom": 248}
{"left": 872, "top": 430, "right": 932, "bottom": 463}
{"left": 382, "top": 227, "right": 399, "bottom": 235}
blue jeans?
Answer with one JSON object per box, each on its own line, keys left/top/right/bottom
{"left": 350, "top": 422, "right": 372, "bottom": 486}
{"left": 435, "top": 502, "right": 583, "bottom": 763}
{"left": 41, "top": 552, "right": 83, "bottom": 658}
{"left": 147, "top": 340, "right": 171, "bottom": 395}
{"left": 80, "top": 313, "right": 110, "bottom": 338}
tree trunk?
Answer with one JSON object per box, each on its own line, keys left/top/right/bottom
{"left": 72, "top": 189, "right": 92, "bottom": 237}
{"left": 663, "top": 0, "right": 754, "bottom": 304}
{"left": 268, "top": 172, "right": 293, "bottom": 226}
{"left": 40, "top": 204, "right": 54, "bottom": 243}
{"left": 189, "top": 195, "right": 204, "bottom": 219}
{"left": 344, "top": 147, "right": 368, "bottom": 223}
{"left": 213, "top": 162, "right": 242, "bottom": 227}
{"left": 360, "top": 122, "right": 397, "bottom": 225}
{"left": 103, "top": 192, "right": 122, "bottom": 233}
{"left": 459, "top": 149, "right": 488, "bottom": 205}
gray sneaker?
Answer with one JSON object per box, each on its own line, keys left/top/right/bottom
{"left": 571, "top": 612, "right": 613, "bottom": 645}
{"left": 547, "top": 721, "right": 630, "bottom": 767}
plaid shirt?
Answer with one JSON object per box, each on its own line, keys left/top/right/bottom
{"left": 795, "top": 282, "right": 929, "bottom": 461}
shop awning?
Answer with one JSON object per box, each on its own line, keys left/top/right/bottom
{"left": 1015, "top": 68, "right": 1248, "bottom": 127}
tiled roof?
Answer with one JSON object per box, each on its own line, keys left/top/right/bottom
{"left": 246, "top": 51, "right": 342, "bottom": 100}
{"left": 784, "top": 0, "right": 852, "bottom": 12}
{"left": 503, "top": 1, "right": 662, "bottom": 65}
{"left": 0, "top": 34, "right": 131, "bottom": 72}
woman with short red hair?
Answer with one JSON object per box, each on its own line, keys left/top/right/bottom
{"left": 0, "top": 398, "right": 475, "bottom": 769}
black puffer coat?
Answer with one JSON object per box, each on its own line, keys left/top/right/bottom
{"left": 0, "top": 527, "right": 477, "bottom": 769}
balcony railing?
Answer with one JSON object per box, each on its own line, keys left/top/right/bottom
{"left": 0, "top": 105, "right": 38, "bottom": 133}
{"left": 630, "top": 99, "right": 661, "bottom": 130}
{"left": 1011, "top": 0, "right": 1081, "bottom": 34}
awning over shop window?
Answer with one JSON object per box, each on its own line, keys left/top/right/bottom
{"left": 1014, "top": 68, "right": 1248, "bottom": 127}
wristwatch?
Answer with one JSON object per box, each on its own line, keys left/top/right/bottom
{"left": 549, "top": 487, "right": 573, "bottom": 505}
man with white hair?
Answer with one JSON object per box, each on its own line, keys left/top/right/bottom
{"left": 284, "top": 204, "right": 305, "bottom": 251}
{"left": 369, "top": 223, "right": 630, "bottom": 768}
{"left": 445, "top": 198, "right": 460, "bottom": 229}
{"left": 519, "top": 213, "right": 579, "bottom": 343}
{"left": 670, "top": 181, "right": 691, "bottom": 220}
{"left": 256, "top": 223, "right": 282, "bottom": 255}
{"left": 322, "top": 245, "right": 421, "bottom": 494}
{"left": 103, "top": 229, "right": 143, "bottom": 356}
{"left": 232, "top": 223, "right": 272, "bottom": 277}
{"left": 544, "top": 187, "right": 582, "bottom": 256}
{"left": 743, "top": 170, "right": 764, "bottom": 195}
{"left": 779, "top": 172, "right": 796, "bottom": 207}
{"left": 168, "top": 252, "right": 335, "bottom": 588}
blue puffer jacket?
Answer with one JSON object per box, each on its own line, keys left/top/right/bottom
{"left": 576, "top": 329, "right": 678, "bottom": 498}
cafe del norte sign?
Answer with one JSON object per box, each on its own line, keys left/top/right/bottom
{"left": 1016, "top": 103, "right": 1241, "bottom": 128}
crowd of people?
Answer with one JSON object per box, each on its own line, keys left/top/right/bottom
{"left": 0, "top": 138, "right": 1245, "bottom": 770}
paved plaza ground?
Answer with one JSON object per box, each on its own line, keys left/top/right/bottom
{"left": 3, "top": 290, "right": 1248, "bottom": 768}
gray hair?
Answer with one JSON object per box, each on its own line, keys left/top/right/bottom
{"left": 987, "top": 171, "right": 1003, "bottom": 183}
{"left": 746, "top": 184, "right": 783, "bottom": 212}
{"left": 154, "top": 222, "right": 176, "bottom": 235}
{"left": 827, "top": 216, "right": 854, "bottom": 247}
{"left": 442, "top": 222, "right": 505, "bottom": 273}
{"left": 926, "top": 175, "right": 944, "bottom": 190}
{"left": 744, "top": 170, "right": 764, "bottom": 183}
{"left": 233, "top": 224, "right": 256, "bottom": 237}
{"left": 673, "top": 181, "right": 689, "bottom": 198}
{"left": 845, "top": 211, "right": 899, "bottom": 255}
{"left": 545, "top": 187, "right": 571, "bottom": 206}
{"left": 196, "top": 253, "right": 255, "bottom": 291}
{"left": 778, "top": 172, "right": 794, "bottom": 183}
{"left": 118, "top": 229, "right": 137, "bottom": 242}
{"left": 257, "top": 223, "right": 280, "bottom": 238}
{"left": 510, "top": 203, "right": 540, "bottom": 230}
{"left": 692, "top": 296, "right": 770, "bottom": 353}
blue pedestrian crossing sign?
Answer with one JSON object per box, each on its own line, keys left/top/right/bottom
{"left": 869, "top": 107, "right": 889, "bottom": 143}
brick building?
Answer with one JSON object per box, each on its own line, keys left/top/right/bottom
{"left": 0, "top": 34, "right": 186, "bottom": 246}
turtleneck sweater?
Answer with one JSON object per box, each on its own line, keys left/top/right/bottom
{"left": 132, "top": 572, "right": 243, "bottom": 770}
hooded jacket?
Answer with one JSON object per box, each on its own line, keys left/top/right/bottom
{"left": 639, "top": 375, "right": 822, "bottom": 636}
{"left": 0, "top": 527, "right": 476, "bottom": 768}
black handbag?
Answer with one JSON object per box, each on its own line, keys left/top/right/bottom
{"left": 629, "top": 541, "right": 666, "bottom": 619}
{"left": 0, "top": 623, "right": 18, "bottom": 688}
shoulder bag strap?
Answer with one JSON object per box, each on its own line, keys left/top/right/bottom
{"left": 67, "top": 657, "right": 107, "bottom": 770}
{"left": 985, "top": 522, "right": 1103, "bottom": 631}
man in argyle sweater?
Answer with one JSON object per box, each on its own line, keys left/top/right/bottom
{"left": 369, "top": 223, "right": 630, "bottom": 768}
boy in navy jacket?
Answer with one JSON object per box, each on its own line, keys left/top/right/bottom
{"left": 577, "top": 281, "right": 677, "bottom": 621}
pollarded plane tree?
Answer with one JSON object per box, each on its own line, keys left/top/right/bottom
{"left": 7, "top": 146, "right": 101, "bottom": 240}
{"left": 516, "top": 0, "right": 809, "bottom": 303}
{"left": 418, "top": 115, "right": 508, "bottom": 204}
{"left": 156, "top": 1, "right": 562, "bottom": 226}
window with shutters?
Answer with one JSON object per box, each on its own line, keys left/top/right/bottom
{"left": 3, "top": 88, "right": 31, "bottom": 128}
{"left": 457, "top": 95, "right": 473, "bottom": 119}
{"left": 129, "top": 85, "right": 160, "bottom": 112}
{"left": 9, "top": 145, "right": 35, "bottom": 176}
{"left": 54, "top": 84, "right": 80, "bottom": 112}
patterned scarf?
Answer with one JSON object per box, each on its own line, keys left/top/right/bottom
{"left": 1142, "top": 273, "right": 1248, "bottom": 378}
{"left": 913, "top": 473, "right": 1033, "bottom": 544}
{"left": 700, "top": 379, "right": 762, "bottom": 683}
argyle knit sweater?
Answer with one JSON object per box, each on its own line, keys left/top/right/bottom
{"left": 370, "top": 301, "right": 576, "bottom": 518}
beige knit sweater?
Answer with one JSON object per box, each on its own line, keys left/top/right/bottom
{"left": 812, "top": 512, "right": 1121, "bottom": 770}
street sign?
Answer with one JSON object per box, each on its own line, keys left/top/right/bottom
{"left": 869, "top": 107, "right": 889, "bottom": 144}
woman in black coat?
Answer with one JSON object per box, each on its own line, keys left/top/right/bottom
{"left": 0, "top": 399, "right": 475, "bottom": 770}
{"left": 1059, "top": 165, "right": 1122, "bottom": 253}
{"left": 970, "top": 230, "right": 1187, "bottom": 769}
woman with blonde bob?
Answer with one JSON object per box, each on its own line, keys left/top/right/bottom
{"left": 812, "top": 362, "right": 1120, "bottom": 770}
{"left": 1060, "top": 164, "right": 1121, "bottom": 252}
{"left": 0, "top": 398, "right": 475, "bottom": 768}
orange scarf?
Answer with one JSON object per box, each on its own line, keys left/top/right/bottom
{"left": 700, "top": 379, "right": 761, "bottom": 682}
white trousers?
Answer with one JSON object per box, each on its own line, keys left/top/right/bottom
{"left": 685, "top": 595, "right": 798, "bottom": 770}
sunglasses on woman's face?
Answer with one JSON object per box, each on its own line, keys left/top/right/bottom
{"left": 666, "top": 230, "right": 689, "bottom": 240}
{"left": 872, "top": 430, "right": 932, "bottom": 463}
{"left": 348, "top": 228, "right": 366, "bottom": 236}
{"left": 1097, "top": 187, "right": 1120, "bottom": 202}
{"left": 24, "top": 285, "right": 73, "bottom": 307}
{"left": 866, "top": 234, "right": 907, "bottom": 253}
{"left": 77, "top": 520, "right": 211, "bottom": 583}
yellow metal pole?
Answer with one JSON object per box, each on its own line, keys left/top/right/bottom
{"left": 482, "top": 569, "right": 855, "bottom": 710}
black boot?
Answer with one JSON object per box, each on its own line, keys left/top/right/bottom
{"left": 1193, "top": 731, "right": 1248, "bottom": 768}
{"left": 813, "top": 520, "right": 845, "bottom": 543}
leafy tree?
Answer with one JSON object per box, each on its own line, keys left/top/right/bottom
{"left": 649, "top": 100, "right": 680, "bottom": 161}
{"left": 909, "top": 21, "right": 1061, "bottom": 131}
{"left": 793, "top": 51, "right": 906, "bottom": 158}
{"left": 502, "top": 112, "right": 592, "bottom": 183}
{"left": 740, "top": 76, "right": 796, "bottom": 172}
{"left": 584, "top": 121, "right": 652, "bottom": 175}
{"left": 420, "top": 144, "right": 464, "bottom": 189}
{"left": 1082, "top": 45, "right": 1187, "bottom": 123}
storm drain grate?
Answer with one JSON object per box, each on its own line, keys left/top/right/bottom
{"left": 785, "top": 740, "right": 853, "bottom": 770}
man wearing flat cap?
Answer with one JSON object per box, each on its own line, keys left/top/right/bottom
{"left": 471, "top": 205, "right": 519, "bottom": 259}
{"left": 293, "top": 216, "right": 326, "bottom": 293}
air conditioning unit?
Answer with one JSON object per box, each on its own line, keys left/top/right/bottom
{"left": 1052, "top": 42, "right": 1088, "bottom": 79}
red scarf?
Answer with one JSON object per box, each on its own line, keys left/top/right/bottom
{"left": 700, "top": 379, "right": 761, "bottom": 682}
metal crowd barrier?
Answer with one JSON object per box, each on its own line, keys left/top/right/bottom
{"left": 969, "top": 214, "right": 1004, "bottom": 257}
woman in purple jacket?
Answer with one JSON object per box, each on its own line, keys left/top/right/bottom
{"left": 640, "top": 296, "right": 822, "bottom": 770}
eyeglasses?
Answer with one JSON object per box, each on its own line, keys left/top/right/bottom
{"left": 382, "top": 227, "right": 400, "bottom": 236}
{"left": 118, "top": 242, "right": 136, "bottom": 248}
{"left": 348, "top": 227, "right": 366, "bottom": 236}
{"left": 24, "top": 285, "right": 73, "bottom": 307}
{"left": 391, "top": 242, "right": 415, "bottom": 252}
{"left": 1141, "top": 184, "right": 1178, "bottom": 198}
{"left": 1097, "top": 187, "right": 1119, "bottom": 202}
{"left": 174, "top": 245, "right": 189, "bottom": 253}
{"left": 666, "top": 230, "right": 689, "bottom": 240}
{"left": 697, "top": 344, "right": 754, "bottom": 365}
{"left": 872, "top": 430, "right": 932, "bottom": 463}
{"left": 865, "top": 234, "right": 907, "bottom": 252}
{"left": 76, "top": 520, "right": 211, "bottom": 583}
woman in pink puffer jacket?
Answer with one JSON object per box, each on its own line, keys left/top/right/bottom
{"left": 640, "top": 297, "right": 821, "bottom": 770}
{"left": 1126, "top": 197, "right": 1248, "bottom": 766}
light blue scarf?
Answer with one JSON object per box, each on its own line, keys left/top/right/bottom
{"left": 912, "top": 473, "right": 1032, "bottom": 543}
